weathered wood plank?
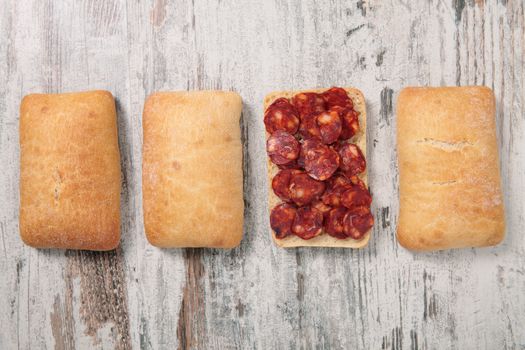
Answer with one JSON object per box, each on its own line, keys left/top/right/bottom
{"left": 0, "top": 0, "right": 523, "bottom": 349}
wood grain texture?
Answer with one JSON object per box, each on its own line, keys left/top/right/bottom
{"left": 0, "top": 0, "right": 524, "bottom": 349}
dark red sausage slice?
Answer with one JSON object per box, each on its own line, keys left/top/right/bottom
{"left": 341, "top": 183, "right": 372, "bottom": 210}
{"left": 266, "top": 130, "right": 300, "bottom": 165}
{"left": 292, "top": 92, "right": 326, "bottom": 118}
{"left": 348, "top": 175, "right": 367, "bottom": 189}
{"left": 292, "top": 206, "right": 323, "bottom": 240}
{"left": 337, "top": 143, "right": 366, "bottom": 176}
{"left": 302, "top": 139, "right": 340, "bottom": 181}
{"left": 277, "top": 160, "right": 301, "bottom": 170}
{"left": 271, "top": 97, "right": 296, "bottom": 110}
{"left": 332, "top": 106, "right": 359, "bottom": 140}
{"left": 327, "top": 172, "right": 353, "bottom": 189}
{"left": 324, "top": 207, "right": 348, "bottom": 239}
{"left": 298, "top": 112, "right": 321, "bottom": 140}
{"left": 321, "top": 186, "right": 346, "bottom": 207}
{"left": 289, "top": 172, "right": 325, "bottom": 206}
{"left": 316, "top": 110, "right": 342, "bottom": 144}
{"left": 348, "top": 205, "right": 371, "bottom": 215}
{"left": 271, "top": 169, "right": 301, "bottom": 202}
{"left": 321, "top": 174, "right": 352, "bottom": 207}
{"left": 343, "top": 208, "right": 374, "bottom": 240}
{"left": 300, "top": 139, "right": 321, "bottom": 159}
{"left": 270, "top": 203, "right": 297, "bottom": 239}
{"left": 321, "top": 87, "right": 353, "bottom": 109}
{"left": 264, "top": 98, "right": 300, "bottom": 134}
{"left": 311, "top": 199, "right": 331, "bottom": 217}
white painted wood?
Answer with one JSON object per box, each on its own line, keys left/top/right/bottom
{"left": 0, "top": 0, "right": 523, "bottom": 349}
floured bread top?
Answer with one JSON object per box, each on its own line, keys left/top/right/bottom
{"left": 396, "top": 86, "right": 505, "bottom": 251}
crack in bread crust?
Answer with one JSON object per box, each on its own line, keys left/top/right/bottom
{"left": 416, "top": 138, "right": 474, "bottom": 151}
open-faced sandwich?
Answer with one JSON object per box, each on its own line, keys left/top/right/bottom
{"left": 264, "top": 87, "right": 373, "bottom": 248}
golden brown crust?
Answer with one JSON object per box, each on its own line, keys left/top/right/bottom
{"left": 264, "top": 87, "right": 371, "bottom": 248}
{"left": 396, "top": 86, "right": 505, "bottom": 251}
{"left": 19, "top": 90, "right": 121, "bottom": 251}
{"left": 142, "top": 91, "right": 244, "bottom": 248}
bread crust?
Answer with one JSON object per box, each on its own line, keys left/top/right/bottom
{"left": 396, "top": 86, "right": 505, "bottom": 251}
{"left": 142, "top": 91, "right": 244, "bottom": 248}
{"left": 264, "top": 87, "right": 371, "bottom": 248}
{"left": 19, "top": 90, "right": 121, "bottom": 251}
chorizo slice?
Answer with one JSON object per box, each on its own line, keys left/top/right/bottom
{"left": 271, "top": 97, "right": 296, "bottom": 110}
{"left": 324, "top": 207, "right": 349, "bottom": 239}
{"left": 298, "top": 112, "right": 322, "bottom": 140}
{"left": 289, "top": 171, "right": 325, "bottom": 206}
{"left": 292, "top": 92, "right": 326, "bottom": 118}
{"left": 277, "top": 160, "right": 301, "bottom": 170}
{"left": 264, "top": 98, "right": 300, "bottom": 134}
{"left": 321, "top": 186, "right": 346, "bottom": 207}
{"left": 270, "top": 203, "right": 297, "bottom": 239}
{"left": 321, "top": 87, "right": 353, "bottom": 109}
{"left": 343, "top": 208, "right": 374, "bottom": 240}
{"left": 311, "top": 199, "right": 331, "bottom": 217}
{"left": 337, "top": 143, "right": 366, "bottom": 176}
{"left": 349, "top": 175, "right": 367, "bottom": 189}
{"left": 341, "top": 183, "right": 372, "bottom": 210}
{"left": 292, "top": 206, "right": 323, "bottom": 240}
{"left": 271, "top": 169, "right": 301, "bottom": 202}
{"left": 302, "top": 139, "right": 340, "bottom": 181}
{"left": 321, "top": 173, "right": 353, "bottom": 207}
{"left": 316, "top": 110, "right": 342, "bottom": 144}
{"left": 348, "top": 205, "right": 371, "bottom": 215}
{"left": 332, "top": 106, "right": 360, "bottom": 140}
{"left": 327, "top": 172, "right": 353, "bottom": 189}
{"left": 266, "top": 130, "right": 300, "bottom": 165}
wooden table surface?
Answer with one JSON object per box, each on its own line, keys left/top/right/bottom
{"left": 1, "top": 1, "right": 524, "bottom": 349}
